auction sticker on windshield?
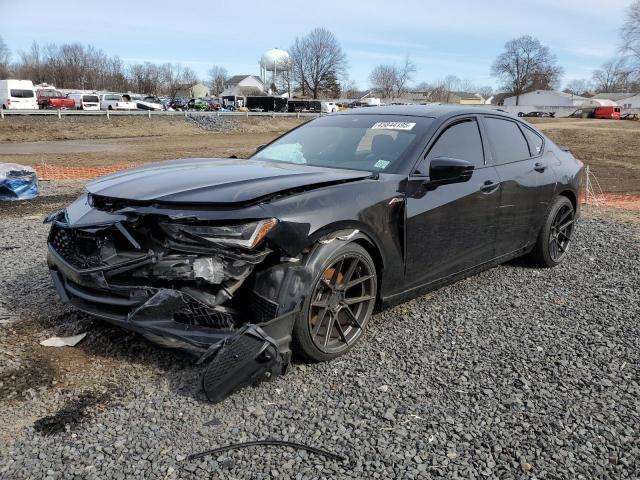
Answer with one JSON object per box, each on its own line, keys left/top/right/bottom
{"left": 371, "top": 122, "right": 416, "bottom": 130}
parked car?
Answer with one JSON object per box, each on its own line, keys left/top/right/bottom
{"left": 44, "top": 106, "right": 583, "bottom": 401}
{"left": 37, "top": 89, "right": 76, "bottom": 110}
{"left": 67, "top": 93, "right": 100, "bottom": 111}
{"left": 321, "top": 101, "right": 339, "bottom": 113}
{"left": 99, "top": 93, "right": 137, "bottom": 111}
{"left": 186, "top": 98, "right": 210, "bottom": 111}
{"left": 168, "top": 98, "right": 188, "bottom": 111}
{"left": 136, "top": 96, "right": 167, "bottom": 111}
{"left": 517, "top": 111, "right": 555, "bottom": 118}
{"left": 0, "top": 79, "right": 38, "bottom": 110}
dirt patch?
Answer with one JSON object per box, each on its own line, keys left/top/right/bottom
{"left": 0, "top": 189, "right": 83, "bottom": 218}
{"left": 0, "top": 115, "right": 305, "bottom": 143}
{"left": 0, "top": 355, "right": 56, "bottom": 401}
{"left": 529, "top": 118, "right": 640, "bottom": 195}
{"left": 33, "top": 389, "right": 112, "bottom": 436}
{"left": 0, "top": 115, "right": 307, "bottom": 171}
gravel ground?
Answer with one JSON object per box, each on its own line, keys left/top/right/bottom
{"left": 0, "top": 184, "right": 638, "bottom": 479}
{"left": 185, "top": 113, "right": 239, "bottom": 132}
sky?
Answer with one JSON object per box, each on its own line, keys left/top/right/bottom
{"left": 0, "top": 0, "right": 633, "bottom": 90}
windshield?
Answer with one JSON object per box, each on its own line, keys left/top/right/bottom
{"left": 252, "top": 114, "right": 433, "bottom": 173}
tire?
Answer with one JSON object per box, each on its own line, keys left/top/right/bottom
{"left": 292, "top": 242, "right": 377, "bottom": 362}
{"left": 108, "top": 105, "right": 113, "bottom": 110}
{"left": 528, "top": 196, "right": 575, "bottom": 267}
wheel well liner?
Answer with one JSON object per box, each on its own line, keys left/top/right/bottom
{"left": 351, "top": 236, "right": 383, "bottom": 306}
{"left": 558, "top": 189, "right": 577, "bottom": 210}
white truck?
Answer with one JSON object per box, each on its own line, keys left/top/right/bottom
{"left": 321, "top": 101, "right": 339, "bottom": 113}
{"left": 0, "top": 79, "right": 38, "bottom": 110}
{"left": 100, "top": 93, "right": 137, "bottom": 110}
{"left": 67, "top": 93, "right": 101, "bottom": 110}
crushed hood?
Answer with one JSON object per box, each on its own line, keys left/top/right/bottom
{"left": 86, "top": 158, "right": 370, "bottom": 205}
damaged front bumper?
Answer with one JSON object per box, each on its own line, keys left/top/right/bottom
{"left": 48, "top": 263, "right": 296, "bottom": 357}
{"left": 45, "top": 201, "right": 303, "bottom": 400}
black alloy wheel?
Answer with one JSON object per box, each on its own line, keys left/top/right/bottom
{"left": 293, "top": 243, "right": 377, "bottom": 361}
{"left": 529, "top": 195, "right": 575, "bottom": 267}
{"left": 548, "top": 204, "right": 574, "bottom": 262}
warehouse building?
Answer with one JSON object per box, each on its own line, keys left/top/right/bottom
{"left": 592, "top": 92, "right": 640, "bottom": 109}
{"left": 503, "top": 90, "right": 587, "bottom": 107}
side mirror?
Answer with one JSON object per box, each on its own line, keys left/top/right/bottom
{"left": 428, "top": 157, "right": 474, "bottom": 186}
{"left": 255, "top": 144, "right": 267, "bottom": 153}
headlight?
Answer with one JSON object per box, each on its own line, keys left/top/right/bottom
{"left": 169, "top": 218, "right": 278, "bottom": 249}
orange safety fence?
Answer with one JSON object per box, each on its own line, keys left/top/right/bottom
{"left": 587, "top": 194, "right": 640, "bottom": 211}
{"left": 34, "top": 164, "right": 136, "bottom": 180}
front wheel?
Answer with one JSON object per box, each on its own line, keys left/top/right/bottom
{"left": 528, "top": 196, "right": 575, "bottom": 267}
{"left": 292, "top": 243, "right": 377, "bottom": 361}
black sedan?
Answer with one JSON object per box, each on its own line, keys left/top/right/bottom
{"left": 45, "top": 106, "right": 583, "bottom": 400}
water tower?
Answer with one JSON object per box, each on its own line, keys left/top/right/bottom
{"left": 260, "top": 48, "right": 291, "bottom": 93}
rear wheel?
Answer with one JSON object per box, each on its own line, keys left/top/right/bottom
{"left": 528, "top": 196, "right": 575, "bottom": 267}
{"left": 292, "top": 243, "right": 377, "bottom": 361}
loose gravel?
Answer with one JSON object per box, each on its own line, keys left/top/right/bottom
{"left": 185, "top": 113, "right": 239, "bottom": 132}
{"left": 0, "top": 185, "right": 638, "bottom": 479}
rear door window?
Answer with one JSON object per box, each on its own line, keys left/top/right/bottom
{"left": 483, "top": 117, "right": 530, "bottom": 164}
{"left": 83, "top": 95, "right": 99, "bottom": 102}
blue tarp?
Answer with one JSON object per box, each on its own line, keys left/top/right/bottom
{"left": 0, "top": 163, "right": 39, "bottom": 201}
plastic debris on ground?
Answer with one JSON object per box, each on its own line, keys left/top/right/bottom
{"left": 39, "top": 332, "right": 87, "bottom": 347}
{"left": 0, "top": 163, "right": 40, "bottom": 201}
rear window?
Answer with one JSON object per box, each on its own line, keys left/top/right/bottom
{"left": 39, "top": 90, "right": 64, "bottom": 98}
{"left": 483, "top": 117, "right": 531, "bottom": 163}
{"left": 10, "top": 89, "right": 34, "bottom": 98}
{"left": 83, "top": 95, "right": 99, "bottom": 102}
{"left": 520, "top": 126, "right": 544, "bottom": 156}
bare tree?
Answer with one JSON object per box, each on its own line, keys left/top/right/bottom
{"left": 477, "top": 85, "right": 494, "bottom": 100}
{"left": 289, "top": 28, "right": 347, "bottom": 99}
{"left": 563, "top": 79, "right": 592, "bottom": 96}
{"left": 275, "top": 57, "right": 293, "bottom": 98}
{"left": 340, "top": 78, "right": 359, "bottom": 98}
{"left": 491, "top": 35, "right": 563, "bottom": 106}
{"left": 621, "top": 0, "right": 640, "bottom": 66}
{"left": 369, "top": 56, "right": 416, "bottom": 100}
{"left": 394, "top": 55, "right": 416, "bottom": 97}
{"left": 369, "top": 65, "right": 397, "bottom": 99}
{"left": 207, "top": 65, "right": 227, "bottom": 96}
{"left": 0, "top": 36, "right": 10, "bottom": 78}
{"left": 592, "top": 58, "right": 632, "bottom": 92}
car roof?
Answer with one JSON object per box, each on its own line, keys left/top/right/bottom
{"left": 337, "top": 104, "right": 516, "bottom": 120}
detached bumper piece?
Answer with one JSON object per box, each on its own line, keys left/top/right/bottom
{"left": 201, "top": 325, "right": 288, "bottom": 403}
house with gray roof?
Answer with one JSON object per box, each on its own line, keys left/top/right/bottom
{"left": 221, "top": 75, "right": 265, "bottom": 97}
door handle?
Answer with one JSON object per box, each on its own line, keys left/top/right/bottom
{"left": 534, "top": 162, "right": 548, "bottom": 172}
{"left": 480, "top": 180, "right": 500, "bottom": 194}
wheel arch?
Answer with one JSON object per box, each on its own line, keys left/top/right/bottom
{"left": 558, "top": 189, "right": 577, "bottom": 211}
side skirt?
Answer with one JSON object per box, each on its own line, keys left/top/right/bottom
{"left": 380, "top": 244, "right": 533, "bottom": 309}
